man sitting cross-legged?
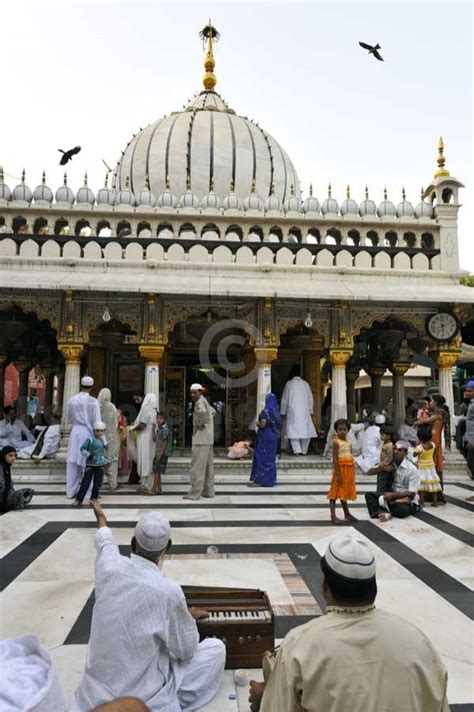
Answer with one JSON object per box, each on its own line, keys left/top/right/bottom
{"left": 249, "top": 532, "right": 449, "bottom": 712}
{"left": 365, "top": 439, "right": 421, "bottom": 521}
{"left": 72, "top": 503, "right": 225, "bottom": 712}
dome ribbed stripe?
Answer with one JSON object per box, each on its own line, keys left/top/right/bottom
{"left": 187, "top": 110, "right": 198, "bottom": 184}
{"left": 274, "top": 139, "right": 288, "bottom": 201}
{"left": 256, "top": 125, "right": 274, "bottom": 197}
{"left": 225, "top": 113, "right": 237, "bottom": 186}
{"left": 129, "top": 132, "right": 142, "bottom": 194}
{"left": 209, "top": 112, "right": 215, "bottom": 191}
{"left": 162, "top": 114, "right": 181, "bottom": 188}
{"left": 243, "top": 120, "right": 257, "bottom": 185}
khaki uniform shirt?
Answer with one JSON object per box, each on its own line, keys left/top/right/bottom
{"left": 261, "top": 607, "right": 449, "bottom": 712}
{"left": 192, "top": 396, "right": 215, "bottom": 446}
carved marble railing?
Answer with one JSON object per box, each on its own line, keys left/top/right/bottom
{"left": 0, "top": 233, "right": 441, "bottom": 270}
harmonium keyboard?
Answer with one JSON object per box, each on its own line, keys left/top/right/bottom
{"left": 182, "top": 586, "right": 274, "bottom": 669}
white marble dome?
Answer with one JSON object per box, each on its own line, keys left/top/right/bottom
{"left": 178, "top": 184, "right": 199, "bottom": 209}
{"left": 415, "top": 189, "right": 433, "bottom": 219}
{"left": 264, "top": 187, "right": 283, "bottom": 213}
{"left": 222, "top": 185, "right": 242, "bottom": 211}
{"left": 12, "top": 171, "right": 33, "bottom": 203}
{"left": 340, "top": 187, "right": 358, "bottom": 216}
{"left": 377, "top": 188, "right": 396, "bottom": 217}
{"left": 33, "top": 172, "right": 53, "bottom": 204}
{"left": 55, "top": 174, "right": 75, "bottom": 204}
{"left": 283, "top": 185, "right": 302, "bottom": 213}
{"left": 0, "top": 168, "right": 12, "bottom": 202}
{"left": 96, "top": 178, "right": 116, "bottom": 206}
{"left": 243, "top": 183, "right": 263, "bottom": 212}
{"left": 302, "top": 185, "right": 320, "bottom": 215}
{"left": 359, "top": 187, "right": 376, "bottom": 216}
{"left": 157, "top": 185, "right": 178, "bottom": 209}
{"left": 201, "top": 188, "right": 221, "bottom": 210}
{"left": 396, "top": 188, "right": 414, "bottom": 217}
{"left": 76, "top": 174, "right": 95, "bottom": 205}
{"left": 114, "top": 90, "right": 300, "bottom": 206}
{"left": 136, "top": 179, "right": 157, "bottom": 207}
{"left": 115, "top": 178, "right": 136, "bottom": 206}
{"left": 321, "top": 185, "right": 339, "bottom": 215}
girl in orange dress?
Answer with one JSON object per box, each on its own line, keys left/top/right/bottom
{"left": 328, "top": 419, "right": 358, "bottom": 525}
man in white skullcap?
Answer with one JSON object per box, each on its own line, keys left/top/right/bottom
{"left": 250, "top": 532, "right": 449, "bottom": 712}
{"left": 72, "top": 502, "right": 225, "bottom": 712}
{"left": 356, "top": 413, "right": 385, "bottom": 473}
{"left": 184, "top": 384, "right": 216, "bottom": 500}
{"left": 65, "top": 376, "right": 101, "bottom": 498}
{"left": 365, "top": 440, "right": 421, "bottom": 520}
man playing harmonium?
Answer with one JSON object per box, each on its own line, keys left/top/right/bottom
{"left": 249, "top": 532, "right": 449, "bottom": 712}
{"left": 72, "top": 504, "right": 225, "bottom": 712}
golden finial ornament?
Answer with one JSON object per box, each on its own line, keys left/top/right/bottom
{"left": 104, "top": 173, "right": 109, "bottom": 188}
{"left": 165, "top": 175, "right": 170, "bottom": 190}
{"left": 199, "top": 20, "right": 220, "bottom": 91}
{"left": 251, "top": 178, "right": 256, "bottom": 193}
{"left": 186, "top": 173, "right": 191, "bottom": 190}
{"left": 346, "top": 185, "right": 350, "bottom": 198}
{"left": 209, "top": 176, "right": 214, "bottom": 192}
{"left": 420, "top": 186, "right": 424, "bottom": 200}
{"left": 230, "top": 178, "right": 235, "bottom": 192}
{"left": 309, "top": 183, "right": 313, "bottom": 197}
{"left": 63, "top": 172, "right": 68, "bottom": 185}
{"left": 125, "top": 176, "right": 130, "bottom": 189}
{"left": 290, "top": 183, "right": 295, "bottom": 196}
{"left": 434, "top": 136, "right": 450, "bottom": 178}
{"left": 0, "top": 167, "right": 4, "bottom": 182}
{"left": 383, "top": 186, "right": 388, "bottom": 200}
{"left": 21, "top": 169, "right": 26, "bottom": 183}
{"left": 365, "top": 185, "right": 369, "bottom": 199}
{"left": 145, "top": 174, "right": 150, "bottom": 190}
{"left": 84, "top": 171, "right": 88, "bottom": 186}
{"left": 328, "top": 182, "right": 332, "bottom": 197}
{"left": 270, "top": 182, "right": 275, "bottom": 195}
{"left": 402, "top": 187, "right": 406, "bottom": 200}
{"left": 42, "top": 170, "right": 46, "bottom": 184}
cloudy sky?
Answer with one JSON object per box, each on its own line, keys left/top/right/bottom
{"left": 2, "top": 1, "right": 472, "bottom": 267}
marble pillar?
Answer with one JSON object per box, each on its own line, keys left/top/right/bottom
{"left": 254, "top": 347, "right": 278, "bottom": 416}
{"left": 43, "top": 369, "right": 56, "bottom": 414}
{"left": 139, "top": 345, "right": 165, "bottom": 410}
{"left": 437, "top": 351, "right": 458, "bottom": 437}
{"left": 13, "top": 361, "right": 32, "bottom": 418}
{"left": 329, "top": 350, "right": 352, "bottom": 425}
{"left": 346, "top": 371, "right": 358, "bottom": 423}
{"left": 58, "top": 345, "right": 84, "bottom": 429}
{"left": 369, "top": 367, "right": 385, "bottom": 410}
{"left": 303, "top": 348, "right": 322, "bottom": 429}
{"left": 390, "top": 362, "right": 410, "bottom": 427}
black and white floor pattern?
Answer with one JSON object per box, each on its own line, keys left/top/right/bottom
{"left": 1, "top": 464, "right": 473, "bottom": 711}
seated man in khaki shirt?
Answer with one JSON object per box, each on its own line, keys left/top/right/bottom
{"left": 249, "top": 532, "right": 449, "bottom": 712}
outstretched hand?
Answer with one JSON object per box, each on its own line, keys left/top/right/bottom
{"left": 90, "top": 499, "right": 107, "bottom": 528}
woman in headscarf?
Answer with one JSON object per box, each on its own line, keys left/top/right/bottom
{"left": 0, "top": 446, "right": 35, "bottom": 512}
{"left": 249, "top": 393, "right": 281, "bottom": 487}
{"left": 98, "top": 389, "right": 121, "bottom": 491}
{"left": 129, "top": 393, "right": 157, "bottom": 491}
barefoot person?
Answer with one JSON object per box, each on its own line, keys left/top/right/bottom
{"left": 249, "top": 532, "right": 449, "bottom": 712}
{"left": 146, "top": 412, "right": 169, "bottom": 496}
{"left": 327, "top": 419, "right": 357, "bottom": 525}
{"left": 72, "top": 503, "right": 225, "bottom": 711}
{"left": 184, "top": 384, "right": 215, "bottom": 501}
{"left": 66, "top": 376, "right": 101, "bottom": 498}
{"left": 365, "top": 440, "right": 420, "bottom": 520}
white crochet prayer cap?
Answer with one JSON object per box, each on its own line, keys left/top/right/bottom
{"left": 81, "top": 376, "right": 94, "bottom": 387}
{"left": 93, "top": 421, "right": 106, "bottom": 430}
{"left": 324, "top": 532, "right": 376, "bottom": 580}
{"left": 395, "top": 440, "right": 410, "bottom": 451}
{"left": 190, "top": 383, "right": 203, "bottom": 391}
{"left": 374, "top": 414, "right": 386, "bottom": 424}
{"left": 134, "top": 512, "right": 171, "bottom": 551}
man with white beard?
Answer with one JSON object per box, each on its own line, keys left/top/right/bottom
{"left": 66, "top": 376, "right": 100, "bottom": 498}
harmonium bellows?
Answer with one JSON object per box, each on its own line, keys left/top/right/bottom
{"left": 182, "top": 586, "right": 274, "bottom": 670}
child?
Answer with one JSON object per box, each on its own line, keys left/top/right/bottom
{"left": 227, "top": 440, "right": 253, "bottom": 460}
{"left": 146, "top": 412, "right": 169, "bottom": 496}
{"left": 75, "top": 421, "right": 108, "bottom": 506}
{"left": 414, "top": 425, "right": 442, "bottom": 507}
{"left": 328, "top": 419, "right": 358, "bottom": 525}
{"left": 367, "top": 425, "right": 395, "bottom": 494}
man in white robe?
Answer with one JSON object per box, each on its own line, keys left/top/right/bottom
{"left": 17, "top": 422, "right": 61, "bottom": 460}
{"left": 280, "top": 366, "right": 316, "bottom": 455}
{"left": 249, "top": 532, "right": 449, "bottom": 712}
{"left": 0, "top": 406, "right": 35, "bottom": 449}
{"left": 356, "top": 413, "right": 385, "bottom": 473}
{"left": 66, "top": 376, "right": 100, "bottom": 498}
{"left": 72, "top": 503, "right": 225, "bottom": 712}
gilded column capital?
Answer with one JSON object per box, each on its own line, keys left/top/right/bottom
{"left": 436, "top": 351, "right": 459, "bottom": 369}
{"left": 329, "top": 349, "right": 352, "bottom": 367}
{"left": 390, "top": 362, "right": 410, "bottom": 377}
{"left": 139, "top": 344, "right": 165, "bottom": 364}
{"left": 254, "top": 347, "right": 278, "bottom": 366}
{"left": 369, "top": 367, "right": 386, "bottom": 379}
{"left": 58, "top": 343, "right": 84, "bottom": 365}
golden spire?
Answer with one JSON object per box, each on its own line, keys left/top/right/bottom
{"left": 165, "top": 175, "right": 170, "bottom": 190}
{"left": 199, "top": 20, "right": 220, "bottom": 91}
{"left": 251, "top": 178, "right": 256, "bottom": 193}
{"left": 328, "top": 182, "right": 332, "bottom": 197}
{"left": 209, "top": 176, "right": 214, "bottom": 192}
{"left": 290, "top": 183, "right": 295, "bottom": 196}
{"left": 21, "top": 169, "right": 26, "bottom": 183}
{"left": 63, "top": 172, "right": 68, "bottom": 185}
{"left": 104, "top": 173, "right": 109, "bottom": 188}
{"left": 84, "top": 171, "right": 88, "bottom": 186}
{"left": 434, "top": 136, "right": 450, "bottom": 178}
{"left": 383, "top": 186, "right": 388, "bottom": 200}
{"left": 186, "top": 172, "right": 191, "bottom": 190}
{"left": 144, "top": 174, "right": 150, "bottom": 190}
{"left": 270, "top": 182, "right": 275, "bottom": 195}
{"left": 42, "top": 170, "right": 46, "bottom": 184}
{"left": 402, "top": 187, "right": 406, "bottom": 200}
{"left": 365, "top": 185, "right": 369, "bottom": 199}
{"left": 309, "top": 183, "right": 313, "bottom": 197}
{"left": 346, "top": 184, "right": 350, "bottom": 198}
{"left": 230, "top": 178, "right": 235, "bottom": 192}
{"left": 125, "top": 176, "right": 130, "bottom": 189}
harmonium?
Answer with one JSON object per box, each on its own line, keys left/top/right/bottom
{"left": 183, "top": 586, "right": 274, "bottom": 669}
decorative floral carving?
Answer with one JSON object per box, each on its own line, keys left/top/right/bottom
{"left": 58, "top": 342, "right": 84, "bottom": 364}
{"left": 138, "top": 344, "right": 165, "bottom": 364}
{"left": 254, "top": 347, "right": 278, "bottom": 366}
{"left": 436, "top": 351, "right": 459, "bottom": 369}
{"left": 329, "top": 349, "right": 352, "bottom": 367}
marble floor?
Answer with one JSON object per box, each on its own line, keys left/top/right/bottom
{"left": 1, "top": 460, "right": 473, "bottom": 711}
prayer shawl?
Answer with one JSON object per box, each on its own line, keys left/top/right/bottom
{"left": 66, "top": 392, "right": 101, "bottom": 466}
{"left": 98, "top": 388, "right": 120, "bottom": 462}
{"left": 260, "top": 607, "right": 449, "bottom": 712}
{"left": 280, "top": 377, "right": 317, "bottom": 440}
{"left": 17, "top": 425, "right": 61, "bottom": 460}
{"left": 0, "top": 635, "right": 65, "bottom": 712}
{"left": 72, "top": 526, "right": 199, "bottom": 712}
{"left": 136, "top": 393, "right": 157, "bottom": 481}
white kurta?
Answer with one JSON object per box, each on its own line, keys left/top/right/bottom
{"left": 17, "top": 425, "right": 61, "bottom": 460}
{"left": 66, "top": 393, "right": 101, "bottom": 466}
{"left": 0, "top": 635, "right": 65, "bottom": 712}
{"left": 136, "top": 393, "right": 157, "bottom": 485}
{"left": 356, "top": 425, "right": 382, "bottom": 472}
{"left": 72, "top": 527, "right": 225, "bottom": 712}
{"left": 0, "top": 418, "right": 35, "bottom": 450}
{"left": 280, "top": 377, "right": 317, "bottom": 439}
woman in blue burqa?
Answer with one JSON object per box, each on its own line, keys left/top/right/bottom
{"left": 249, "top": 393, "right": 281, "bottom": 487}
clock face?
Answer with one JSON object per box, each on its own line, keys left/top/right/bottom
{"left": 426, "top": 312, "right": 459, "bottom": 342}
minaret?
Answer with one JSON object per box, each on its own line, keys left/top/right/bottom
{"left": 424, "top": 137, "right": 464, "bottom": 271}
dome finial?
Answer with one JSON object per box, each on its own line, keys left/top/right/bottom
{"left": 209, "top": 176, "right": 214, "bottom": 192}
{"left": 383, "top": 185, "right": 388, "bottom": 200}
{"left": 230, "top": 177, "right": 235, "bottom": 192}
{"left": 104, "top": 173, "right": 109, "bottom": 188}
{"left": 145, "top": 174, "right": 150, "bottom": 190}
{"left": 186, "top": 172, "right": 191, "bottom": 190}
{"left": 346, "top": 184, "right": 350, "bottom": 198}
{"left": 42, "top": 170, "right": 46, "bottom": 184}
{"left": 199, "top": 20, "right": 220, "bottom": 91}
{"left": 402, "top": 186, "right": 406, "bottom": 200}
{"left": 365, "top": 185, "right": 369, "bottom": 199}
{"left": 165, "top": 174, "right": 170, "bottom": 190}
{"left": 84, "top": 171, "right": 88, "bottom": 186}
{"left": 420, "top": 186, "right": 424, "bottom": 199}
{"left": 309, "top": 183, "right": 313, "bottom": 197}
{"left": 328, "top": 182, "right": 332, "bottom": 197}
{"left": 434, "top": 136, "right": 450, "bottom": 178}
{"left": 63, "top": 172, "right": 68, "bottom": 185}
{"left": 251, "top": 178, "right": 256, "bottom": 193}
{"left": 125, "top": 176, "right": 130, "bottom": 189}
{"left": 290, "top": 183, "right": 295, "bottom": 196}
{"left": 21, "top": 169, "right": 26, "bottom": 184}
{"left": 270, "top": 182, "right": 275, "bottom": 196}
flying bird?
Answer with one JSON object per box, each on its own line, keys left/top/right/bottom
{"left": 359, "top": 41, "right": 384, "bottom": 61}
{"left": 58, "top": 145, "right": 81, "bottom": 165}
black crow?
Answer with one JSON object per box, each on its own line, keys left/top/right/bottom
{"left": 58, "top": 146, "right": 81, "bottom": 165}
{"left": 359, "top": 41, "right": 384, "bottom": 61}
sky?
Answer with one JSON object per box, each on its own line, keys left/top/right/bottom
{"left": 2, "top": 1, "right": 472, "bottom": 268}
